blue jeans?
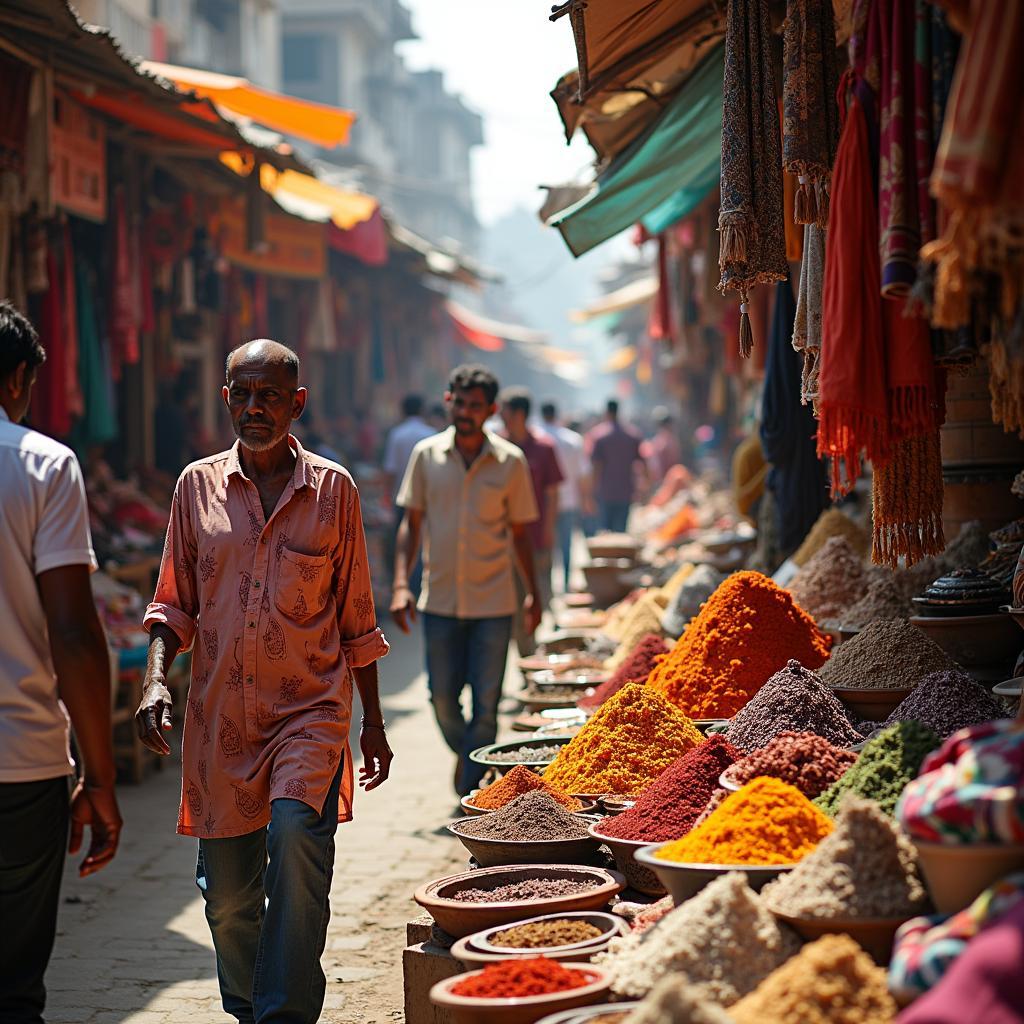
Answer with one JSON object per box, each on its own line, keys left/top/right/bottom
{"left": 422, "top": 613, "right": 512, "bottom": 794}
{"left": 555, "top": 510, "right": 578, "bottom": 591}
{"left": 599, "top": 500, "right": 631, "bottom": 533}
{"left": 196, "top": 760, "right": 343, "bottom": 1024}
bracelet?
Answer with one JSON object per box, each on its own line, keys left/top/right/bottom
{"left": 361, "top": 719, "right": 387, "bottom": 730}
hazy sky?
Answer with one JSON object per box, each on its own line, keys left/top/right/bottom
{"left": 398, "top": 0, "right": 597, "bottom": 227}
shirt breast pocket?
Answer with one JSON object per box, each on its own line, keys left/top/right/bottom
{"left": 476, "top": 480, "right": 506, "bottom": 524}
{"left": 275, "top": 549, "right": 331, "bottom": 622}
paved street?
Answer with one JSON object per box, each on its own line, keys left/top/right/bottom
{"left": 47, "top": 629, "right": 465, "bottom": 1024}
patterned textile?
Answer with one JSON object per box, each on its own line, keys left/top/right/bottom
{"left": 896, "top": 720, "right": 1024, "bottom": 845}
{"left": 718, "top": 0, "right": 788, "bottom": 358}
{"left": 793, "top": 223, "right": 826, "bottom": 409}
{"left": 782, "top": 0, "right": 842, "bottom": 228}
{"left": 889, "top": 873, "right": 1024, "bottom": 1003}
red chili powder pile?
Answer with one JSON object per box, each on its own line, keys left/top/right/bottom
{"left": 645, "top": 571, "right": 832, "bottom": 718}
{"left": 578, "top": 633, "right": 669, "bottom": 711}
{"left": 450, "top": 957, "right": 593, "bottom": 998}
{"left": 599, "top": 735, "right": 743, "bottom": 843}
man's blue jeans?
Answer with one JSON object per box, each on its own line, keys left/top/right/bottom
{"left": 422, "top": 613, "right": 512, "bottom": 794}
{"left": 195, "top": 760, "right": 343, "bottom": 1024}
{"left": 599, "top": 500, "right": 631, "bottom": 533}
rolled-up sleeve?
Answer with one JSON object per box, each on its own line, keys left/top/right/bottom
{"left": 335, "top": 479, "right": 389, "bottom": 670}
{"left": 143, "top": 475, "right": 199, "bottom": 651}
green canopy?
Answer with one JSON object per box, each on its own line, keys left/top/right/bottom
{"left": 549, "top": 44, "right": 723, "bottom": 257}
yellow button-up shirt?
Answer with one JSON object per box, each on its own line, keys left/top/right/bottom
{"left": 397, "top": 427, "right": 538, "bottom": 618}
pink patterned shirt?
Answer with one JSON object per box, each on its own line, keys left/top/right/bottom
{"left": 144, "top": 437, "right": 389, "bottom": 838}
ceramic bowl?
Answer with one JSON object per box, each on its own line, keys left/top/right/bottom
{"left": 830, "top": 685, "right": 915, "bottom": 723}
{"left": 633, "top": 844, "right": 793, "bottom": 906}
{"left": 472, "top": 911, "right": 626, "bottom": 956}
{"left": 447, "top": 816, "right": 605, "bottom": 869}
{"left": 911, "top": 613, "right": 1020, "bottom": 683}
{"left": 587, "top": 821, "right": 666, "bottom": 896}
{"left": 414, "top": 864, "right": 626, "bottom": 939}
{"left": 769, "top": 910, "right": 911, "bottom": 965}
{"left": 430, "top": 964, "right": 612, "bottom": 1024}
{"left": 535, "top": 1003, "right": 642, "bottom": 1024}
{"left": 913, "top": 841, "right": 1024, "bottom": 914}
{"left": 449, "top": 932, "right": 621, "bottom": 969}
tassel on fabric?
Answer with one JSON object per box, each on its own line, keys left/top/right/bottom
{"left": 794, "top": 175, "right": 816, "bottom": 226}
{"left": 719, "top": 214, "right": 751, "bottom": 265}
{"left": 814, "top": 178, "right": 830, "bottom": 229}
{"left": 739, "top": 299, "right": 754, "bottom": 359}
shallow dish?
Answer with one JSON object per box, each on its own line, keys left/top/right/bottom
{"left": 830, "top": 685, "right": 915, "bottom": 723}
{"left": 469, "top": 738, "right": 571, "bottom": 772}
{"left": 633, "top": 844, "right": 793, "bottom": 906}
{"left": 768, "top": 911, "right": 910, "bottom": 965}
{"left": 447, "top": 815, "right": 605, "bottom": 869}
{"left": 414, "top": 864, "right": 626, "bottom": 939}
{"left": 535, "top": 1003, "right": 642, "bottom": 1024}
{"left": 518, "top": 653, "right": 580, "bottom": 673}
{"left": 588, "top": 821, "right": 666, "bottom": 897}
{"left": 473, "top": 911, "right": 626, "bottom": 956}
{"left": 449, "top": 932, "right": 621, "bottom": 968}
{"left": 913, "top": 840, "right": 1024, "bottom": 914}
{"left": 532, "top": 671, "right": 601, "bottom": 691}
{"left": 429, "top": 963, "right": 612, "bottom": 1024}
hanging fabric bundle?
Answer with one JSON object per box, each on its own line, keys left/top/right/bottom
{"left": 718, "top": 0, "right": 789, "bottom": 358}
{"left": 792, "top": 223, "right": 826, "bottom": 408}
{"left": 782, "top": 0, "right": 842, "bottom": 227}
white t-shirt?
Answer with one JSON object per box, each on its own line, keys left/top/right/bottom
{"left": 539, "top": 422, "right": 590, "bottom": 512}
{"left": 0, "top": 408, "right": 97, "bottom": 782}
{"left": 383, "top": 416, "right": 435, "bottom": 501}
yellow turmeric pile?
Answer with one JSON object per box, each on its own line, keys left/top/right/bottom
{"left": 543, "top": 683, "right": 702, "bottom": 795}
{"left": 469, "top": 764, "right": 582, "bottom": 812}
{"left": 654, "top": 777, "right": 834, "bottom": 866}
{"left": 604, "top": 591, "right": 670, "bottom": 672}
{"left": 646, "top": 570, "right": 832, "bottom": 718}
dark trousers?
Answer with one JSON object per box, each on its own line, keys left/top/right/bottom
{"left": 599, "top": 500, "right": 631, "bottom": 533}
{"left": 196, "top": 760, "right": 343, "bottom": 1024}
{"left": 0, "top": 777, "right": 70, "bottom": 1024}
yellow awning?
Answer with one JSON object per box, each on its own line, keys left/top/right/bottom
{"left": 605, "top": 345, "right": 638, "bottom": 371}
{"left": 142, "top": 61, "right": 355, "bottom": 149}
{"left": 570, "top": 276, "right": 658, "bottom": 322}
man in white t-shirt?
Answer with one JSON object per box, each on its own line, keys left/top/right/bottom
{"left": 0, "top": 301, "right": 121, "bottom": 1021}
{"left": 539, "top": 402, "right": 592, "bottom": 592}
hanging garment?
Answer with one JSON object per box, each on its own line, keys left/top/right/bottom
{"left": 761, "top": 277, "right": 829, "bottom": 556}
{"left": 782, "top": 0, "right": 842, "bottom": 227}
{"left": 718, "top": 0, "right": 788, "bottom": 357}
{"left": 793, "top": 223, "right": 826, "bottom": 408}
{"left": 34, "top": 246, "right": 71, "bottom": 438}
{"left": 74, "top": 261, "right": 118, "bottom": 447}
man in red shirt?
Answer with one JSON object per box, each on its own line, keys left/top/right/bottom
{"left": 500, "top": 387, "right": 563, "bottom": 654}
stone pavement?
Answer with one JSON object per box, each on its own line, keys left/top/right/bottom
{"left": 47, "top": 629, "right": 465, "bottom": 1024}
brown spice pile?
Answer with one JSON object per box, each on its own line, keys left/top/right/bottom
{"left": 792, "top": 508, "right": 871, "bottom": 567}
{"left": 819, "top": 619, "right": 960, "bottom": 690}
{"left": 454, "top": 791, "right": 590, "bottom": 842}
{"left": 762, "top": 794, "right": 927, "bottom": 919}
{"left": 788, "top": 536, "right": 869, "bottom": 624}
{"left": 841, "top": 571, "right": 911, "bottom": 628}
{"left": 490, "top": 918, "right": 602, "bottom": 949}
{"left": 451, "top": 877, "right": 596, "bottom": 903}
{"left": 729, "top": 933, "right": 898, "bottom": 1023}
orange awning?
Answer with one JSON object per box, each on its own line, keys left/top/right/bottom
{"left": 446, "top": 302, "right": 548, "bottom": 352}
{"left": 142, "top": 61, "right": 355, "bottom": 149}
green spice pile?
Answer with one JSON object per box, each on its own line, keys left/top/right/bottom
{"left": 454, "top": 791, "right": 590, "bottom": 842}
{"left": 819, "top": 618, "right": 959, "bottom": 690}
{"left": 815, "top": 721, "right": 940, "bottom": 817}
{"left": 490, "top": 918, "right": 603, "bottom": 949}
{"left": 762, "top": 794, "right": 927, "bottom": 919}
{"left": 594, "top": 872, "right": 800, "bottom": 1001}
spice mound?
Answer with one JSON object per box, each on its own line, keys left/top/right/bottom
{"left": 819, "top": 618, "right": 959, "bottom": 690}
{"left": 661, "top": 565, "right": 726, "bottom": 637}
{"left": 579, "top": 634, "right": 670, "bottom": 711}
{"left": 788, "top": 536, "right": 869, "bottom": 624}
{"left": 490, "top": 919, "right": 603, "bottom": 950}
{"left": 470, "top": 764, "right": 582, "bottom": 812}
{"left": 654, "top": 777, "right": 833, "bottom": 866}
{"left": 484, "top": 743, "right": 564, "bottom": 763}
{"left": 600, "top": 736, "right": 743, "bottom": 843}
{"left": 604, "top": 593, "right": 670, "bottom": 672}
{"left": 726, "top": 660, "right": 863, "bottom": 753}
{"left": 879, "top": 668, "right": 1004, "bottom": 739}
{"left": 728, "top": 731, "right": 857, "bottom": 799}
{"left": 449, "top": 957, "right": 592, "bottom": 998}
{"left": 729, "top": 933, "right": 898, "bottom": 1023}
{"left": 594, "top": 872, "right": 800, "bottom": 1001}
{"left": 646, "top": 571, "right": 832, "bottom": 718}
{"left": 815, "top": 720, "right": 940, "bottom": 817}
{"left": 622, "top": 975, "right": 734, "bottom": 1024}
{"left": 450, "top": 877, "right": 597, "bottom": 903}
{"left": 792, "top": 507, "right": 871, "bottom": 567}
{"left": 841, "top": 570, "right": 911, "bottom": 628}
{"left": 762, "top": 794, "right": 927, "bottom": 919}
{"left": 543, "top": 683, "right": 702, "bottom": 795}
{"left": 454, "top": 791, "right": 590, "bottom": 843}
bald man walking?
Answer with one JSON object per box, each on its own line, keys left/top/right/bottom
{"left": 136, "top": 340, "right": 393, "bottom": 1023}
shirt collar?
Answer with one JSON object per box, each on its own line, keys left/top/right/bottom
{"left": 441, "top": 426, "right": 504, "bottom": 462}
{"left": 226, "top": 434, "right": 315, "bottom": 490}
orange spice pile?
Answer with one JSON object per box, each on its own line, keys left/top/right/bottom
{"left": 543, "top": 683, "right": 702, "bottom": 795}
{"left": 469, "top": 765, "right": 582, "bottom": 812}
{"left": 654, "top": 777, "right": 834, "bottom": 866}
{"left": 646, "top": 571, "right": 832, "bottom": 718}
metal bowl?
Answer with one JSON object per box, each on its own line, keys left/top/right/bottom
{"left": 469, "top": 737, "right": 571, "bottom": 773}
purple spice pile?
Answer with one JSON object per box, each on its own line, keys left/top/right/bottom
{"left": 876, "top": 668, "right": 1005, "bottom": 738}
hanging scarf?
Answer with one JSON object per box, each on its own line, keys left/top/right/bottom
{"left": 922, "top": 0, "right": 1024, "bottom": 331}
{"left": 761, "top": 277, "right": 829, "bottom": 555}
{"left": 793, "top": 223, "right": 826, "bottom": 408}
{"left": 718, "top": 0, "right": 788, "bottom": 358}
{"left": 816, "top": 89, "right": 889, "bottom": 495}
{"left": 782, "top": 0, "right": 842, "bottom": 227}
